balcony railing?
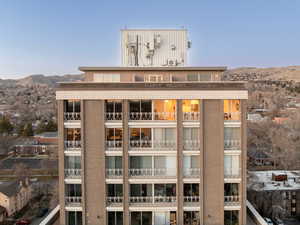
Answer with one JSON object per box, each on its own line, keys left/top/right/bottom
{"left": 64, "top": 169, "right": 82, "bottom": 178}
{"left": 65, "top": 196, "right": 82, "bottom": 206}
{"left": 129, "top": 196, "right": 176, "bottom": 203}
{"left": 154, "top": 112, "right": 176, "bottom": 120}
{"left": 153, "top": 140, "right": 176, "bottom": 149}
{"left": 224, "top": 173, "right": 240, "bottom": 179}
{"left": 129, "top": 112, "right": 152, "bottom": 120}
{"left": 129, "top": 168, "right": 176, "bottom": 177}
{"left": 130, "top": 140, "right": 152, "bottom": 148}
{"left": 224, "top": 140, "right": 241, "bottom": 150}
{"left": 105, "top": 112, "right": 122, "bottom": 121}
{"left": 224, "top": 112, "right": 241, "bottom": 121}
{"left": 183, "top": 168, "right": 201, "bottom": 177}
{"left": 106, "top": 140, "right": 123, "bottom": 149}
{"left": 224, "top": 195, "right": 240, "bottom": 205}
{"left": 184, "top": 196, "right": 200, "bottom": 202}
{"left": 106, "top": 196, "right": 123, "bottom": 204}
{"left": 64, "top": 112, "right": 81, "bottom": 121}
{"left": 129, "top": 112, "right": 176, "bottom": 120}
{"left": 130, "top": 196, "right": 153, "bottom": 203}
{"left": 64, "top": 141, "right": 82, "bottom": 150}
{"left": 183, "top": 140, "right": 200, "bottom": 151}
{"left": 183, "top": 112, "right": 200, "bottom": 121}
{"left": 106, "top": 168, "right": 123, "bottom": 177}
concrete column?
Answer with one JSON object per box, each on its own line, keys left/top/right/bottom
{"left": 84, "top": 100, "right": 106, "bottom": 225}
{"left": 57, "top": 100, "right": 66, "bottom": 225}
{"left": 176, "top": 100, "right": 184, "bottom": 225}
{"left": 240, "top": 100, "right": 247, "bottom": 225}
{"left": 81, "top": 100, "right": 86, "bottom": 225}
{"left": 122, "top": 100, "right": 130, "bottom": 225}
{"left": 202, "top": 100, "right": 224, "bottom": 225}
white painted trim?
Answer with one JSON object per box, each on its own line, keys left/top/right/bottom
{"left": 64, "top": 178, "right": 82, "bottom": 184}
{"left": 128, "top": 121, "right": 177, "bottom": 128}
{"left": 106, "top": 207, "right": 123, "bottom": 211}
{"left": 224, "top": 150, "right": 242, "bottom": 154}
{"left": 105, "top": 151, "right": 123, "bottom": 156}
{"left": 224, "top": 205, "right": 241, "bottom": 210}
{"left": 64, "top": 122, "right": 81, "bottom": 128}
{"left": 182, "top": 151, "right": 201, "bottom": 155}
{"left": 105, "top": 122, "right": 122, "bottom": 128}
{"left": 128, "top": 179, "right": 177, "bottom": 184}
{"left": 183, "top": 207, "right": 201, "bottom": 211}
{"left": 183, "top": 178, "right": 201, "bottom": 183}
{"left": 106, "top": 179, "right": 123, "bottom": 184}
{"left": 182, "top": 122, "right": 201, "bottom": 127}
{"left": 56, "top": 90, "right": 248, "bottom": 100}
{"left": 65, "top": 206, "right": 82, "bottom": 211}
{"left": 64, "top": 151, "right": 81, "bottom": 156}
{"left": 224, "top": 178, "right": 242, "bottom": 183}
{"left": 128, "top": 151, "right": 177, "bottom": 156}
{"left": 129, "top": 207, "right": 177, "bottom": 211}
{"left": 224, "top": 122, "right": 241, "bottom": 127}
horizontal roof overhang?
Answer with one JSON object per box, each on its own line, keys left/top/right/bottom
{"left": 79, "top": 66, "right": 227, "bottom": 72}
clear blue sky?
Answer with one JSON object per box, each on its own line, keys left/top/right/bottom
{"left": 0, "top": 0, "right": 299, "bottom": 78}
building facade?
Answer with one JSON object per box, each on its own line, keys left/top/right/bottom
{"left": 56, "top": 66, "right": 248, "bottom": 225}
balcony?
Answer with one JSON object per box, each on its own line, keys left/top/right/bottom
{"left": 64, "top": 112, "right": 81, "bottom": 121}
{"left": 183, "top": 112, "right": 200, "bottom": 121}
{"left": 129, "top": 168, "right": 176, "bottom": 177}
{"left": 130, "top": 140, "right": 152, "bottom": 148}
{"left": 153, "top": 140, "right": 176, "bottom": 150}
{"left": 224, "top": 195, "right": 240, "bottom": 206}
{"left": 183, "top": 168, "right": 201, "bottom": 178}
{"left": 106, "top": 140, "right": 123, "bottom": 150}
{"left": 129, "top": 112, "right": 152, "bottom": 120}
{"left": 224, "top": 112, "right": 241, "bottom": 121}
{"left": 65, "top": 196, "right": 82, "bottom": 206}
{"left": 106, "top": 196, "right": 123, "bottom": 205}
{"left": 224, "top": 139, "right": 241, "bottom": 150}
{"left": 64, "top": 169, "right": 82, "bottom": 178}
{"left": 184, "top": 196, "right": 200, "bottom": 203}
{"left": 64, "top": 141, "right": 82, "bottom": 150}
{"left": 105, "top": 112, "right": 122, "bottom": 121}
{"left": 183, "top": 140, "right": 200, "bottom": 151}
{"left": 129, "top": 196, "right": 176, "bottom": 204}
{"left": 106, "top": 168, "right": 123, "bottom": 177}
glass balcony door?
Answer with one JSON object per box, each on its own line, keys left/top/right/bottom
{"left": 66, "top": 184, "right": 82, "bottom": 197}
{"left": 224, "top": 155, "right": 240, "bottom": 178}
{"left": 182, "top": 100, "right": 200, "bottom": 121}
{"left": 184, "top": 211, "right": 200, "bottom": 225}
{"left": 224, "top": 210, "right": 239, "bottom": 225}
{"left": 224, "top": 100, "right": 241, "bottom": 121}
{"left": 153, "top": 100, "right": 176, "bottom": 120}
{"left": 183, "top": 128, "right": 200, "bottom": 150}
{"left": 154, "top": 156, "right": 176, "bottom": 176}
{"left": 183, "top": 155, "right": 200, "bottom": 177}
{"left": 105, "top": 100, "right": 122, "bottom": 120}
{"left": 184, "top": 183, "right": 199, "bottom": 202}
{"left": 129, "top": 100, "right": 152, "bottom": 120}
{"left": 66, "top": 211, "right": 82, "bottom": 225}
{"left": 224, "top": 127, "right": 241, "bottom": 150}
{"left": 154, "top": 211, "right": 176, "bottom": 225}
{"left": 131, "top": 212, "right": 152, "bottom": 225}
{"left": 106, "top": 128, "right": 123, "bottom": 148}
{"left": 65, "top": 156, "right": 81, "bottom": 169}
{"left": 153, "top": 128, "right": 176, "bottom": 149}
{"left": 108, "top": 212, "right": 123, "bottom": 225}
{"left": 130, "top": 128, "right": 152, "bottom": 148}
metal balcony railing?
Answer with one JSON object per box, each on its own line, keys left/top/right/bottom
{"left": 64, "top": 140, "right": 82, "bottom": 150}
{"left": 105, "top": 112, "right": 122, "bottom": 121}
{"left": 183, "top": 168, "right": 201, "bottom": 177}
{"left": 224, "top": 140, "right": 241, "bottom": 150}
{"left": 224, "top": 195, "right": 240, "bottom": 205}
{"left": 65, "top": 196, "right": 82, "bottom": 206}
{"left": 64, "top": 112, "right": 81, "bottom": 121}
{"left": 130, "top": 140, "right": 152, "bottom": 148}
{"left": 183, "top": 140, "right": 200, "bottom": 151}
{"left": 183, "top": 112, "right": 200, "bottom": 121}
{"left": 129, "top": 196, "right": 176, "bottom": 203}
{"left": 184, "top": 196, "right": 200, "bottom": 202}
{"left": 64, "top": 169, "right": 82, "bottom": 178}
{"left": 129, "top": 168, "right": 176, "bottom": 177}
{"left": 224, "top": 112, "right": 241, "bottom": 121}
{"left": 106, "top": 168, "right": 123, "bottom": 177}
{"left": 129, "top": 112, "right": 152, "bottom": 120}
{"left": 106, "top": 196, "right": 123, "bottom": 204}
{"left": 106, "top": 140, "right": 123, "bottom": 149}
{"left": 154, "top": 196, "right": 176, "bottom": 203}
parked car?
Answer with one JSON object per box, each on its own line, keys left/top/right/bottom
{"left": 264, "top": 217, "right": 274, "bottom": 225}
{"left": 16, "top": 219, "right": 31, "bottom": 225}
{"left": 273, "top": 218, "right": 284, "bottom": 225}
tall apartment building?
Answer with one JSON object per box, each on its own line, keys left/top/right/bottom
{"left": 56, "top": 29, "right": 248, "bottom": 225}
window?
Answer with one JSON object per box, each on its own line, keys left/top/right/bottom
{"left": 145, "top": 74, "right": 164, "bottom": 82}
{"left": 105, "top": 100, "right": 122, "bottom": 120}
{"left": 65, "top": 156, "right": 81, "bottom": 169}
{"left": 184, "top": 183, "right": 199, "bottom": 196}
{"left": 107, "top": 184, "right": 123, "bottom": 197}
{"left": 224, "top": 183, "right": 239, "bottom": 196}
{"left": 108, "top": 212, "right": 123, "bottom": 225}
{"left": 65, "top": 184, "right": 82, "bottom": 197}
{"left": 65, "top": 100, "right": 80, "bottom": 113}
{"left": 130, "top": 156, "right": 152, "bottom": 169}
{"left": 106, "top": 156, "right": 122, "bottom": 169}
{"left": 224, "top": 100, "right": 241, "bottom": 121}
{"left": 184, "top": 211, "right": 200, "bottom": 225}
{"left": 131, "top": 212, "right": 152, "bottom": 225}
{"left": 153, "top": 100, "right": 176, "bottom": 120}
{"left": 94, "top": 73, "right": 120, "bottom": 82}
{"left": 224, "top": 210, "right": 239, "bottom": 225}
{"left": 224, "top": 155, "right": 240, "bottom": 177}
{"left": 182, "top": 100, "right": 200, "bottom": 120}
{"left": 154, "top": 211, "right": 176, "bottom": 225}
{"left": 153, "top": 128, "right": 176, "bottom": 148}
{"left": 224, "top": 127, "right": 241, "bottom": 150}
{"left": 130, "top": 128, "right": 152, "bottom": 147}
{"left": 66, "top": 128, "right": 81, "bottom": 141}
{"left": 154, "top": 156, "right": 176, "bottom": 176}
{"left": 66, "top": 211, "right": 82, "bottom": 225}
{"left": 130, "top": 184, "right": 152, "bottom": 197}
{"left": 106, "top": 128, "right": 123, "bottom": 148}
{"left": 129, "top": 100, "right": 152, "bottom": 120}
{"left": 187, "top": 74, "right": 211, "bottom": 82}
